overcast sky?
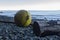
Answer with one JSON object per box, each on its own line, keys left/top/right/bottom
{"left": 0, "top": 0, "right": 60, "bottom": 10}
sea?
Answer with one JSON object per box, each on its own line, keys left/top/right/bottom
{"left": 0, "top": 10, "right": 60, "bottom": 20}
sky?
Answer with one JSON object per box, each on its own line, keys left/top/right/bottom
{"left": 0, "top": 0, "right": 60, "bottom": 10}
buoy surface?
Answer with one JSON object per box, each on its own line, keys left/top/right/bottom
{"left": 14, "top": 10, "right": 31, "bottom": 27}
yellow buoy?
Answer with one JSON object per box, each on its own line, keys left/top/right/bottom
{"left": 14, "top": 10, "right": 31, "bottom": 27}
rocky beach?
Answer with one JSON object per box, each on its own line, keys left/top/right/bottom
{"left": 0, "top": 15, "right": 60, "bottom": 40}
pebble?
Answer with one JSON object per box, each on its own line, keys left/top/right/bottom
{"left": 0, "top": 17, "right": 60, "bottom": 40}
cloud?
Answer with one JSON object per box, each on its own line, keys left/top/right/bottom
{"left": 0, "top": 0, "right": 60, "bottom": 10}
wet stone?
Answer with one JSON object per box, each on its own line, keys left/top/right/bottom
{"left": 0, "top": 16, "right": 60, "bottom": 40}
{"left": 0, "top": 36, "right": 2, "bottom": 39}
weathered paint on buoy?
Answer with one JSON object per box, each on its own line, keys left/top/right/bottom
{"left": 14, "top": 10, "right": 31, "bottom": 27}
